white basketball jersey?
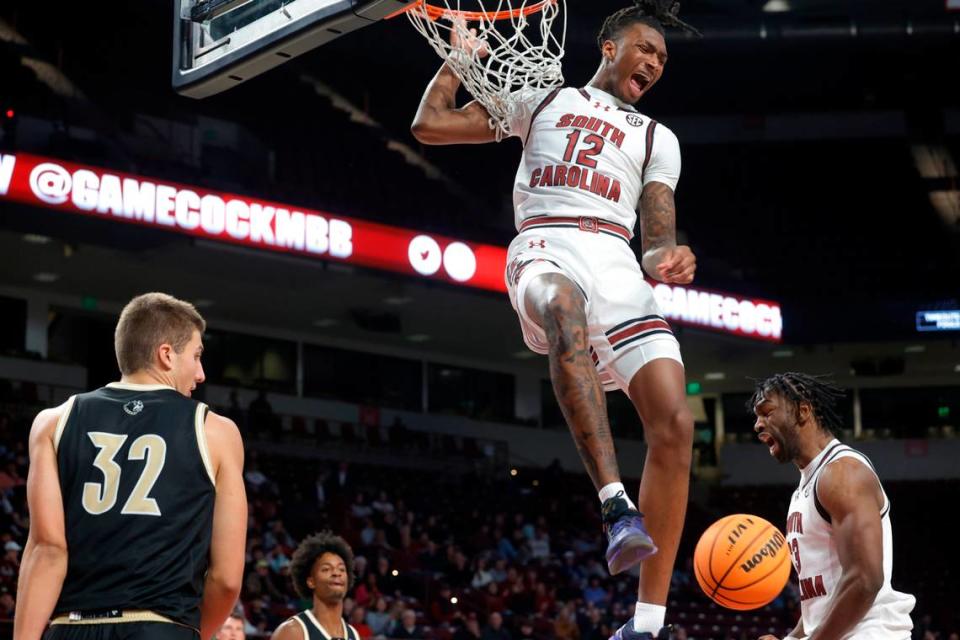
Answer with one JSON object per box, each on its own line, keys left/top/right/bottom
{"left": 506, "top": 86, "right": 681, "bottom": 234}
{"left": 785, "top": 440, "right": 915, "bottom": 639}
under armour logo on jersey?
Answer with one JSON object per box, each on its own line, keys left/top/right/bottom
{"left": 593, "top": 101, "right": 611, "bottom": 112}
{"left": 528, "top": 240, "right": 546, "bottom": 248}
{"left": 124, "top": 400, "right": 144, "bottom": 416}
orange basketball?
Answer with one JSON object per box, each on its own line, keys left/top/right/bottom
{"left": 693, "top": 514, "right": 791, "bottom": 611}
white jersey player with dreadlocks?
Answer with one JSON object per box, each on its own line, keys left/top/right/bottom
{"left": 751, "top": 373, "right": 915, "bottom": 640}
{"left": 412, "top": 2, "right": 700, "bottom": 638}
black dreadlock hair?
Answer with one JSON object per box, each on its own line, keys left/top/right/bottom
{"left": 290, "top": 530, "right": 356, "bottom": 599}
{"left": 597, "top": 0, "right": 701, "bottom": 51}
{"left": 747, "top": 372, "right": 847, "bottom": 440}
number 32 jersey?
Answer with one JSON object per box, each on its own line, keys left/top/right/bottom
{"left": 54, "top": 382, "right": 216, "bottom": 630}
{"left": 507, "top": 86, "right": 681, "bottom": 234}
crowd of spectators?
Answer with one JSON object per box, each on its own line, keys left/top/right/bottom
{"left": 0, "top": 383, "right": 957, "bottom": 640}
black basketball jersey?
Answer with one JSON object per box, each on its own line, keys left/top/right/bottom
{"left": 291, "top": 610, "right": 359, "bottom": 640}
{"left": 53, "top": 382, "right": 216, "bottom": 630}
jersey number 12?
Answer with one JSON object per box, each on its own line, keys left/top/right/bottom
{"left": 562, "top": 130, "right": 605, "bottom": 169}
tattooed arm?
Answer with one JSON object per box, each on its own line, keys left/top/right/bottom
{"left": 638, "top": 181, "right": 696, "bottom": 284}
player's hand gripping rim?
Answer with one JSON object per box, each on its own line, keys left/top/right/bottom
{"left": 448, "top": 16, "right": 489, "bottom": 59}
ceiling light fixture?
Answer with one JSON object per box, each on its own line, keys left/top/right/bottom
{"left": 762, "top": 0, "right": 790, "bottom": 13}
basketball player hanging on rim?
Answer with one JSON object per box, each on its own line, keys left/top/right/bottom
{"left": 412, "top": 1, "right": 699, "bottom": 637}
{"left": 751, "top": 373, "right": 915, "bottom": 640}
{"left": 13, "top": 293, "right": 247, "bottom": 640}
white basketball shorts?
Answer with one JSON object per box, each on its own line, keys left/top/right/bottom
{"left": 504, "top": 216, "right": 683, "bottom": 392}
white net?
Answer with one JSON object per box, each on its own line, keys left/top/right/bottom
{"left": 405, "top": 0, "right": 567, "bottom": 139}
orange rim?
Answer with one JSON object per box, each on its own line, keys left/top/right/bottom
{"left": 386, "top": 0, "right": 555, "bottom": 22}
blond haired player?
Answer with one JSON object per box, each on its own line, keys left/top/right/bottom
{"left": 14, "top": 293, "right": 246, "bottom": 640}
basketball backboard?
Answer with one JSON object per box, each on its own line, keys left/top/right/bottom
{"left": 173, "top": 0, "right": 417, "bottom": 99}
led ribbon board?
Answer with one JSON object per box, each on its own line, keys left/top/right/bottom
{"left": 0, "top": 151, "right": 783, "bottom": 341}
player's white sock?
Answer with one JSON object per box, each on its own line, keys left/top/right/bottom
{"left": 598, "top": 482, "right": 637, "bottom": 511}
{"left": 633, "top": 602, "right": 666, "bottom": 634}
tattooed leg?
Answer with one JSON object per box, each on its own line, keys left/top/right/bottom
{"left": 525, "top": 273, "right": 620, "bottom": 490}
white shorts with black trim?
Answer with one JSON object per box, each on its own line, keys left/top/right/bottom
{"left": 504, "top": 220, "right": 683, "bottom": 392}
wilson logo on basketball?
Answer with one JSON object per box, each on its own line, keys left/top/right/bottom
{"left": 739, "top": 531, "right": 786, "bottom": 573}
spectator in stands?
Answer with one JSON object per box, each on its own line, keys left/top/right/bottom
{"left": 365, "top": 596, "right": 393, "bottom": 637}
{"left": 245, "top": 598, "right": 271, "bottom": 634}
{"left": 372, "top": 490, "right": 395, "bottom": 516}
{"left": 0, "top": 462, "right": 24, "bottom": 492}
{"left": 381, "top": 512, "right": 403, "bottom": 549}
{"left": 430, "top": 584, "right": 459, "bottom": 624}
{"left": 453, "top": 613, "right": 482, "bottom": 640}
{"left": 582, "top": 577, "right": 608, "bottom": 608}
{"left": 418, "top": 538, "right": 446, "bottom": 573}
{"left": 481, "top": 582, "right": 506, "bottom": 616}
{"left": 516, "top": 619, "right": 536, "bottom": 640}
{"left": 447, "top": 549, "right": 473, "bottom": 588}
{"left": 554, "top": 601, "right": 580, "bottom": 640}
{"left": 245, "top": 559, "right": 285, "bottom": 601}
{"left": 527, "top": 528, "right": 550, "bottom": 560}
{"left": 532, "top": 582, "right": 554, "bottom": 614}
{"left": 390, "top": 609, "right": 423, "bottom": 639}
{"left": 494, "top": 529, "right": 518, "bottom": 561}
{"left": 373, "top": 556, "right": 400, "bottom": 595}
{"left": 1, "top": 541, "right": 21, "bottom": 584}
{"left": 350, "top": 606, "right": 373, "bottom": 638}
{"left": 481, "top": 612, "right": 511, "bottom": 640}
{"left": 267, "top": 547, "right": 291, "bottom": 573}
{"left": 579, "top": 605, "right": 608, "bottom": 640}
{"left": 360, "top": 518, "right": 377, "bottom": 547}
{"left": 471, "top": 557, "right": 494, "bottom": 589}
{"left": 244, "top": 461, "right": 272, "bottom": 494}
{"left": 265, "top": 520, "right": 296, "bottom": 551}
{"left": 353, "top": 556, "right": 369, "bottom": 586}
{"left": 354, "top": 573, "right": 381, "bottom": 609}
{"left": 0, "top": 586, "right": 15, "bottom": 619}
{"left": 217, "top": 613, "right": 247, "bottom": 640}
{"left": 352, "top": 493, "right": 374, "bottom": 520}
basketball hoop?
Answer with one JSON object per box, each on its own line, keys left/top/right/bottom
{"left": 392, "top": 0, "right": 567, "bottom": 140}
{"left": 389, "top": 0, "right": 556, "bottom": 22}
